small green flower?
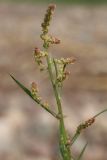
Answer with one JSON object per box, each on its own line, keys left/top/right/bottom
{"left": 31, "top": 82, "right": 41, "bottom": 101}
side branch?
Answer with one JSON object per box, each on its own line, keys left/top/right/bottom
{"left": 71, "top": 109, "right": 107, "bottom": 146}
{"left": 10, "top": 74, "right": 58, "bottom": 119}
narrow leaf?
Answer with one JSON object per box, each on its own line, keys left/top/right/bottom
{"left": 76, "top": 143, "right": 88, "bottom": 160}
{"left": 10, "top": 74, "right": 34, "bottom": 100}
{"left": 10, "top": 74, "right": 58, "bottom": 118}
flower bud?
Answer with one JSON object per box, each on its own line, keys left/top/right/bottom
{"left": 64, "top": 71, "right": 70, "bottom": 76}
{"left": 43, "top": 101, "right": 49, "bottom": 108}
{"left": 48, "top": 4, "right": 56, "bottom": 12}
{"left": 65, "top": 58, "right": 76, "bottom": 64}
{"left": 31, "top": 82, "right": 38, "bottom": 93}
{"left": 85, "top": 118, "right": 95, "bottom": 127}
{"left": 34, "top": 47, "right": 41, "bottom": 55}
{"left": 51, "top": 36, "right": 60, "bottom": 44}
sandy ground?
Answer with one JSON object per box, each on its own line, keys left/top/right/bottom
{"left": 0, "top": 2, "right": 107, "bottom": 160}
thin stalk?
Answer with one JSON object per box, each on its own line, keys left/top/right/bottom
{"left": 46, "top": 52, "right": 72, "bottom": 160}
{"left": 46, "top": 54, "right": 62, "bottom": 114}
{"left": 53, "top": 58, "right": 58, "bottom": 78}
{"left": 53, "top": 58, "right": 63, "bottom": 92}
{"left": 71, "top": 132, "right": 80, "bottom": 146}
{"left": 93, "top": 109, "right": 107, "bottom": 118}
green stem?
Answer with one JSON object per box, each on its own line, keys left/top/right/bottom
{"left": 71, "top": 132, "right": 80, "bottom": 146}
{"left": 53, "top": 58, "right": 58, "bottom": 78}
{"left": 53, "top": 58, "right": 63, "bottom": 97}
{"left": 93, "top": 109, "right": 107, "bottom": 118}
{"left": 46, "top": 54, "right": 62, "bottom": 114}
{"left": 46, "top": 53, "right": 72, "bottom": 160}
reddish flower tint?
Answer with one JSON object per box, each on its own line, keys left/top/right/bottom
{"left": 48, "top": 4, "right": 56, "bottom": 12}
{"left": 34, "top": 47, "right": 41, "bottom": 55}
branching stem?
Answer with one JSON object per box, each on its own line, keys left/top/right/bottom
{"left": 46, "top": 50, "right": 72, "bottom": 160}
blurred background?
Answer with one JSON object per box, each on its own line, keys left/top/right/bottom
{"left": 0, "top": 0, "right": 107, "bottom": 160}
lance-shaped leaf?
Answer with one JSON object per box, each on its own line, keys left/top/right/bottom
{"left": 10, "top": 74, "right": 34, "bottom": 100}
{"left": 10, "top": 74, "right": 58, "bottom": 119}
{"left": 76, "top": 143, "right": 88, "bottom": 160}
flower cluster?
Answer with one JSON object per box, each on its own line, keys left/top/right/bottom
{"left": 50, "top": 35, "right": 60, "bottom": 44}
{"left": 34, "top": 47, "right": 47, "bottom": 71}
{"left": 77, "top": 117, "right": 95, "bottom": 134}
{"left": 54, "top": 57, "right": 76, "bottom": 87}
{"left": 56, "top": 70, "right": 70, "bottom": 86}
{"left": 31, "top": 82, "right": 50, "bottom": 109}
{"left": 60, "top": 57, "right": 76, "bottom": 65}
{"left": 31, "top": 82, "right": 41, "bottom": 101}
{"left": 41, "top": 4, "right": 56, "bottom": 35}
{"left": 40, "top": 4, "right": 60, "bottom": 49}
{"left": 43, "top": 101, "right": 49, "bottom": 109}
{"left": 10, "top": 4, "right": 107, "bottom": 160}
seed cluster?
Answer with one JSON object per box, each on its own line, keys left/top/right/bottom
{"left": 54, "top": 57, "right": 76, "bottom": 87}
{"left": 31, "top": 82, "right": 41, "bottom": 101}
{"left": 34, "top": 47, "right": 47, "bottom": 71}
{"left": 41, "top": 4, "right": 56, "bottom": 34}
{"left": 31, "top": 82, "right": 50, "bottom": 109}
{"left": 40, "top": 4, "right": 60, "bottom": 48}
{"left": 11, "top": 4, "right": 107, "bottom": 160}
{"left": 77, "top": 117, "right": 95, "bottom": 134}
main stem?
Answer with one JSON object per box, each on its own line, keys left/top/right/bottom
{"left": 46, "top": 52, "right": 72, "bottom": 160}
